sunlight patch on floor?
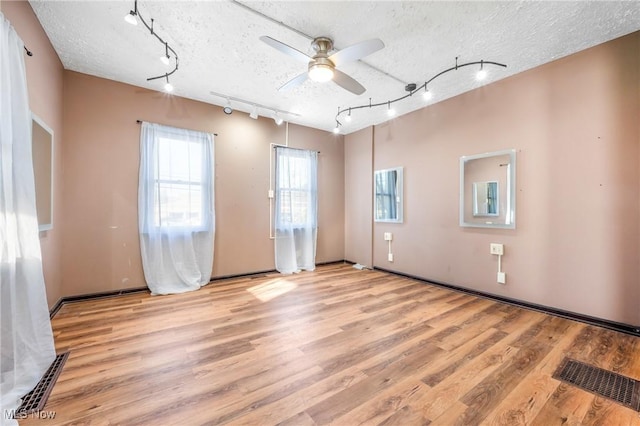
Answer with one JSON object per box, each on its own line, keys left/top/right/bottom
{"left": 247, "top": 279, "right": 297, "bottom": 302}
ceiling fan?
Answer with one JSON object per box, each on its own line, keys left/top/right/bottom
{"left": 260, "top": 35, "right": 384, "bottom": 95}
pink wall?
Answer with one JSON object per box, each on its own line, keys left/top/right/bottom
{"left": 344, "top": 126, "right": 373, "bottom": 267}
{"left": 2, "top": 1, "right": 65, "bottom": 307}
{"left": 61, "top": 71, "right": 344, "bottom": 296}
{"left": 347, "top": 32, "right": 639, "bottom": 326}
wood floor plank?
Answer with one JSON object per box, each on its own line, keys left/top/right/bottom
{"left": 17, "top": 264, "right": 640, "bottom": 426}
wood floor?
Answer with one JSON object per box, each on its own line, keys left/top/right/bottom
{"left": 21, "top": 264, "right": 640, "bottom": 425}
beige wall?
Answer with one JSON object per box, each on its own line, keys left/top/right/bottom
{"left": 347, "top": 32, "right": 639, "bottom": 326}
{"left": 344, "top": 126, "right": 373, "bottom": 267}
{"left": 61, "top": 71, "right": 344, "bottom": 296}
{"left": 2, "top": 0, "right": 65, "bottom": 307}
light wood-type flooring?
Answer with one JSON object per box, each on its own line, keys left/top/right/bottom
{"left": 21, "top": 264, "right": 640, "bottom": 425}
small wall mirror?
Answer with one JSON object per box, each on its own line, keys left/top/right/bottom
{"left": 374, "top": 166, "right": 403, "bottom": 223}
{"left": 32, "top": 114, "right": 53, "bottom": 231}
{"left": 460, "top": 150, "right": 515, "bottom": 229}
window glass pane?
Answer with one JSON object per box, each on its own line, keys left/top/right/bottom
{"left": 275, "top": 150, "right": 316, "bottom": 228}
{"left": 157, "top": 137, "right": 202, "bottom": 183}
{"left": 155, "top": 182, "right": 203, "bottom": 227}
{"left": 154, "top": 136, "right": 205, "bottom": 228}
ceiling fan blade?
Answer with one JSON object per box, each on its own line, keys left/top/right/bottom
{"left": 333, "top": 69, "right": 366, "bottom": 95}
{"left": 328, "top": 38, "right": 385, "bottom": 66}
{"left": 260, "top": 36, "right": 311, "bottom": 63}
{"left": 278, "top": 72, "right": 308, "bottom": 91}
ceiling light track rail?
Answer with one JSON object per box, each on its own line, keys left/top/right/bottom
{"left": 334, "top": 58, "right": 507, "bottom": 131}
{"left": 125, "top": 0, "right": 179, "bottom": 91}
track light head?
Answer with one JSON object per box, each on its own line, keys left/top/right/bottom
{"left": 274, "top": 113, "right": 283, "bottom": 126}
{"left": 423, "top": 87, "right": 433, "bottom": 101}
{"left": 223, "top": 98, "right": 233, "bottom": 115}
{"left": 160, "top": 55, "right": 170, "bottom": 65}
{"left": 249, "top": 106, "right": 258, "bottom": 120}
{"left": 387, "top": 101, "right": 395, "bottom": 117}
{"left": 124, "top": 10, "right": 138, "bottom": 25}
{"left": 163, "top": 75, "right": 173, "bottom": 93}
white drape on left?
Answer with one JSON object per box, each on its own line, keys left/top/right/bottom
{"left": 138, "top": 122, "right": 215, "bottom": 295}
{"left": 0, "top": 13, "right": 56, "bottom": 425}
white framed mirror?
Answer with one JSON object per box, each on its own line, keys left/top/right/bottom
{"left": 32, "top": 113, "right": 53, "bottom": 231}
{"left": 374, "top": 166, "right": 403, "bottom": 223}
{"left": 460, "top": 149, "right": 515, "bottom": 229}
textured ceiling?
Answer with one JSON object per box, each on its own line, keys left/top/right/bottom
{"left": 29, "top": 1, "right": 640, "bottom": 134}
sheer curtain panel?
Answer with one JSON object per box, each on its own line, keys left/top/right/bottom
{"left": 274, "top": 147, "right": 318, "bottom": 274}
{"left": 138, "top": 122, "right": 215, "bottom": 295}
{"left": 0, "top": 13, "right": 56, "bottom": 424}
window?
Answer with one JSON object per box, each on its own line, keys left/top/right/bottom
{"left": 138, "top": 122, "right": 215, "bottom": 294}
{"left": 139, "top": 123, "right": 213, "bottom": 232}
{"left": 274, "top": 147, "right": 317, "bottom": 229}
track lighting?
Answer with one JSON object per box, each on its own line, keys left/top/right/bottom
{"left": 387, "top": 101, "right": 395, "bottom": 117}
{"left": 160, "top": 42, "right": 170, "bottom": 65}
{"left": 423, "top": 86, "right": 433, "bottom": 101}
{"left": 344, "top": 108, "right": 352, "bottom": 123}
{"left": 476, "top": 61, "right": 487, "bottom": 81}
{"left": 163, "top": 75, "right": 173, "bottom": 93}
{"left": 125, "top": 0, "right": 179, "bottom": 93}
{"left": 335, "top": 58, "right": 506, "bottom": 126}
{"left": 333, "top": 125, "right": 340, "bottom": 134}
{"left": 124, "top": 10, "right": 138, "bottom": 25}
{"left": 209, "top": 91, "right": 299, "bottom": 123}
{"left": 223, "top": 99, "right": 233, "bottom": 115}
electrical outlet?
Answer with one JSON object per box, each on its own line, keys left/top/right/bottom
{"left": 497, "top": 272, "right": 506, "bottom": 284}
{"left": 388, "top": 253, "right": 394, "bottom": 262}
{"left": 490, "top": 243, "right": 504, "bottom": 256}
{"left": 384, "top": 232, "right": 393, "bottom": 241}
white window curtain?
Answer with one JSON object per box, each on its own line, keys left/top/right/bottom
{"left": 0, "top": 13, "right": 56, "bottom": 424}
{"left": 138, "top": 122, "right": 215, "bottom": 295}
{"left": 274, "top": 147, "right": 318, "bottom": 274}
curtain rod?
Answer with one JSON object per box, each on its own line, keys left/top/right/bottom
{"left": 24, "top": 46, "right": 33, "bottom": 56}
{"left": 136, "top": 120, "right": 218, "bottom": 136}
{"left": 272, "top": 144, "right": 320, "bottom": 154}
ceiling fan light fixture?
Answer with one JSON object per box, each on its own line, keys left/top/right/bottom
{"left": 308, "top": 63, "right": 334, "bottom": 83}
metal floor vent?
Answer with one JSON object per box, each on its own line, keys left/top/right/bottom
{"left": 16, "top": 351, "right": 69, "bottom": 416}
{"left": 553, "top": 358, "right": 640, "bottom": 411}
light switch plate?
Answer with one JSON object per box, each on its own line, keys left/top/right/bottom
{"left": 384, "top": 232, "right": 393, "bottom": 241}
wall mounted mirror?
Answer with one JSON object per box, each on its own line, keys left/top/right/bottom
{"left": 32, "top": 114, "right": 53, "bottom": 231}
{"left": 460, "top": 149, "right": 515, "bottom": 229}
{"left": 374, "top": 166, "right": 403, "bottom": 223}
